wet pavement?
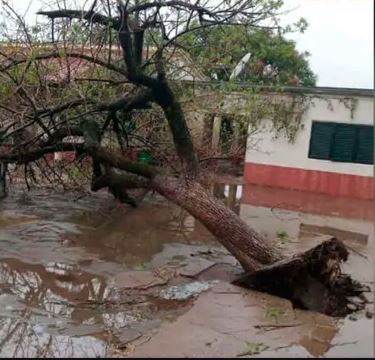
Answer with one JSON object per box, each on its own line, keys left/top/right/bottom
{"left": 0, "top": 184, "right": 373, "bottom": 357}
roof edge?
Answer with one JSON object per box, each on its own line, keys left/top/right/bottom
{"left": 181, "top": 80, "right": 374, "bottom": 97}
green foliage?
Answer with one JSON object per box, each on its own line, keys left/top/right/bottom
{"left": 237, "top": 342, "right": 270, "bottom": 356}
{"left": 144, "top": 28, "right": 163, "bottom": 47}
{"left": 339, "top": 97, "right": 359, "bottom": 119}
{"left": 269, "top": 93, "right": 310, "bottom": 142}
{"left": 265, "top": 307, "right": 286, "bottom": 321}
{"left": 181, "top": 79, "right": 315, "bottom": 144}
{"left": 133, "top": 263, "right": 148, "bottom": 271}
{"left": 181, "top": 24, "right": 317, "bottom": 86}
{"left": 67, "top": 166, "right": 83, "bottom": 179}
{"left": 276, "top": 230, "right": 289, "bottom": 244}
{"left": 0, "top": 74, "right": 11, "bottom": 97}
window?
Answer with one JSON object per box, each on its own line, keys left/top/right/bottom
{"left": 308, "top": 121, "right": 373, "bottom": 165}
{"left": 356, "top": 126, "right": 374, "bottom": 164}
{"left": 308, "top": 122, "right": 335, "bottom": 160}
{"left": 330, "top": 124, "right": 357, "bottom": 162}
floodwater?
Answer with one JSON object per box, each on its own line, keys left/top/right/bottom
{"left": 0, "top": 183, "right": 373, "bottom": 357}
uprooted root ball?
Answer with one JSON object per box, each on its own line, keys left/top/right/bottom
{"left": 233, "top": 238, "right": 370, "bottom": 317}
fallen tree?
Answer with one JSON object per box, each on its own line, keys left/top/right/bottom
{"left": 0, "top": 0, "right": 368, "bottom": 315}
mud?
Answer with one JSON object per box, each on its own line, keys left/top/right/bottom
{"left": 0, "top": 184, "right": 373, "bottom": 357}
{"left": 129, "top": 281, "right": 372, "bottom": 358}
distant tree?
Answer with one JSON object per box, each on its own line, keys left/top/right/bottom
{"left": 181, "top": 23, "right": 317, "bottom": 86}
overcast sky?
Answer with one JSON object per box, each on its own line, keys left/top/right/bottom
{"left": 3, "top": 0, "right": 374, "bottom": 89}
{"left": 282, "top": 0, "right": 373, "bottom": 89}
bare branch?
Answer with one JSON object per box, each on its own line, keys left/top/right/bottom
{"left": 0, "top": 143, "right": 84, "bottom": 164}
{"left": 1, "top": 51, "right": 127, "bottom": 76}
{"left": 37, "top": 9, "right": 120, "bottom": 29}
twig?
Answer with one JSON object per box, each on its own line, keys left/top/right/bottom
{"left": 330, "top": 341, "right": 358, "bottom": 348}
{"left": 254, "top": 323, "right": 303, "bottom": 331}
{"left": 116, "top": 331, "right": 143, "bottom": 349}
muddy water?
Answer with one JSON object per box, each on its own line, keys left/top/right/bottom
{"left": 0, "top": 189, "right": 229, "bottom": 357}
{"left": 0, "top": 185, "right": 373, "bottom": 357}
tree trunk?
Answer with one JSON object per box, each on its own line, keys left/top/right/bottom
{"left": 151, "top": 175, "right": 282, "bottom": 272}
{"left": 148, "top": 175, "right": 368, "bottom": 316}
{"left": 84, "top": 123, "right": 368, "bottom": 317}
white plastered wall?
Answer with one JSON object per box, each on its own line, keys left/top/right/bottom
{"left": 245, "top": 95, "right": 374, "bottom": 177}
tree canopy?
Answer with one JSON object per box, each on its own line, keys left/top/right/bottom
{"left": 180, "top": 24, "right": 317, "bottom": 86}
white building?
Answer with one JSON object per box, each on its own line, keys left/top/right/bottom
{"left": 244, "top": 87, "right": 373, "bottom": 200}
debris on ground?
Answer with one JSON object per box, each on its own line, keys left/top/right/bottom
{"left": 112, "top": 271, "right": 167, "bottom": 289}
{"left": 159, "top": 281, "right": 218, "bottom": 300}
{"left": 179, "top": 258, "right": 216, "bottom": 278}
{"left": 237, "top": 342, "right": 270, "bottom": 357}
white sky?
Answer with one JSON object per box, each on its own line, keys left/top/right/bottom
{"left": 3, "top": 0, "right": 374, "bottom": 89}
{"left": 282, "top": 0, "right": 373, "bottom": 89}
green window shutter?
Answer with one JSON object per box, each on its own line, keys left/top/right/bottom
{"left": 330, "top": 124, "right": 357, "bottom": 162}
{"left": 308, "top": 121, "right": 335, "bottom": 160}
{"left": 355, "top": 125, "right": 373, "bottom": 164}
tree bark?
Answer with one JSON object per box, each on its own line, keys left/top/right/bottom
{"left": 101, "top": 173, "right": 365, "bottom": 316}
{"left": 151, "top": 175, "right": 281, "bottom": 271}
{"left": 91, "top": 169, "right": 281, "bottom": 272}
{"left": 152, "top": 82, "right": 199, "bottom": 172}
{"left": 152, "top": 175, "right": 369, "bottom": 316}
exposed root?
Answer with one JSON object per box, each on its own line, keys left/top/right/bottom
{"left": 233, "top": 238, "right": 369, "bottom": 317}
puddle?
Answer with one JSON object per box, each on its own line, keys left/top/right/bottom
{"left": 0, "top": 184, "right": 373, "bottom": 357}
{"left": 0, "top": 188, "right": 226, "bottom": 357}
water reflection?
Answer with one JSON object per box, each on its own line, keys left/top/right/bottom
{"left": 0, "top": 259, "right": 110, "bottom": 357}
{"left": 239, "top": 184, "right": 373, "bottom": 257}
{"left": 67, "top": 199, "right": 216, "bottom": 269}
{"left": 241, "top": 183, "right": 373, "bottom": 221}
{"left": 0, "top": 190, "right": 218, "bottom": 357}
{"left": 0, "top": 184, "right": 373, "bottom": 357}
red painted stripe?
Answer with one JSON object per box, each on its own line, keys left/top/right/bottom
{"left": 241, "top": 184, "right": 373, "bottom": 221}
{"left": 244, "top": 163, "right": 373, "bottom": 200}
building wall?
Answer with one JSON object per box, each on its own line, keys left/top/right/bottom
{"left": 244, "top": 94, "right": 374, "bottom": 199}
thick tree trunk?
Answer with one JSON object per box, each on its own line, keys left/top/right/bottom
{"left": 85, "top": 136, "right": 368, "bottom": 316}
{"left": 148, "top": 175, "right": 368, "bottom": 316}
{"left": 151, "top": 175, "right": 281, "bottom": 272}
